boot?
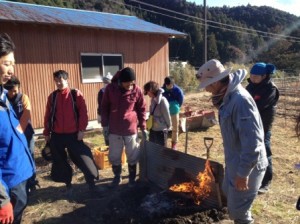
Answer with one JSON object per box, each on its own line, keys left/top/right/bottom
{"left": 128, "top": 164, "right": 137, "bottom": 188}
{"left": 171, "top": 142, "right": 177, "bottom": 150}
{"left": 110, "top": 165, "right": 122, "bottom": 188}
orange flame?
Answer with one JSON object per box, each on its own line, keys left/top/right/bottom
{"left": 169, "top": 160, "right": 215, "bottom": 205}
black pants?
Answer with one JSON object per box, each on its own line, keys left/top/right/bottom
{"left": 149, "top": 130, "right": 165, "bottom": 146}
{"left": 261, "top": 130, "right": 273, "bottom": 186}
{"left": 50, "top": 132, "right": 98, "bottom": 186}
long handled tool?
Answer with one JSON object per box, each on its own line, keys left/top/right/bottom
{"left": 204, "top": 137, "right": 214, "bottom": 160}
{"left": 203, "top": 137, "right": 222, "bottom": 208}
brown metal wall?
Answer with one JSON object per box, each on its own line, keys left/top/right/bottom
{"left": 1, "top": 22, "right": 170, "bottom": 128}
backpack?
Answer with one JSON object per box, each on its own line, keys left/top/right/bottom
{"left": 8, "top": 93, "right": 35, "bottom": 140}
{"left": 49, "top": 89, "right": 79, "bottom": 131}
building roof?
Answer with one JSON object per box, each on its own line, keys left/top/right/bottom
{"left": 0, "top": 1, "right": 186, "bottom": 37}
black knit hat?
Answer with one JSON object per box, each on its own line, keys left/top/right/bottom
{"left": 119, "top": 67, "right": 136, "bottom": 82}
{"left": 164, "top": 76, "right": 174, "bottom": 85}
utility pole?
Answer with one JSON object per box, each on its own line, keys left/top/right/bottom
{"left": 203, "top": 0, "right": 207, "bottom": 63}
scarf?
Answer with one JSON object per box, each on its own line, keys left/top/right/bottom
{"left": 211, "top": 86, "right": 228, "bottom": 109}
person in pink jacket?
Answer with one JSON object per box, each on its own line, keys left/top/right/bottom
{"left": 101, "top": 67, "right": 147, "bottom": 188}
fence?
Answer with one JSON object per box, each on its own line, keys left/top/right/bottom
{"left": 273, "top": 76, "right": 300, "bottom": 120}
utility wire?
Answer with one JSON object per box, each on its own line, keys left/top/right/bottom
{"left": 124, "top": 0, "right": 300, "bottom": 42}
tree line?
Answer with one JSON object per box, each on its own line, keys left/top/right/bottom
{"left": 9, "top": 0, "right": 300, "bottom": 75}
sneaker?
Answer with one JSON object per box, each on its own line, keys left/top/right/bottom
{"left": 258, "top": 185, "right": 269, "bottom": 194}
{"left": 171, "top": 142, "right": 177, "bottom": 150}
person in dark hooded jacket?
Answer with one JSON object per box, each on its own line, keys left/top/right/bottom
{"left": 246, "top": 62, "right": 279, "bottom": 194}
{"left": 101, "top": 67, "right": 147, "bottom": 188}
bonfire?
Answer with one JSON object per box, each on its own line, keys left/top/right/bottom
{"left": 169, "top": 160, "right": 215, "bottom": 205}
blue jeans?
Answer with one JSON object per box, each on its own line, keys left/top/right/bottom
{"left": 10, "top": 180, "right": 28, "bottom": 224}
{"left": 222, "top": 166, "right": 266, "bottom": 223}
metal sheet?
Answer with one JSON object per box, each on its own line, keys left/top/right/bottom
{"left": 0, "top": 1, "right": 186, "bottom": 37}
{"left": 140, "top": 141, "right": 224, "bottom": 208}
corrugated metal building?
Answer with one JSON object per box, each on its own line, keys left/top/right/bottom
{"left": 0, "top": 1, "right": 185, "bottom": 129}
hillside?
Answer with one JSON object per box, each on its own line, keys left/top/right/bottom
{"left": 8, "top": 0, "right": 300, "bottom": 74}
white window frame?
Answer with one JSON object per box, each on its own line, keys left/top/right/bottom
{"left": 80, "top": 53, "right": 123, "bottom": 83}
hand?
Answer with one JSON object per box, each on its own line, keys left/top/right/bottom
{"left": 77, "top": 131, "right": 84, "bottom": 141}
{"left": 142, "top": 130, "right": 148, "bottom": 142}
{"left": 0, "top": 202, "right": 14, "bottom": 224}
{"left": 234, "top": 175, "right": 249, "bottom": 191}
{"left": 16, "top": 124, "right": 23, "bottom": 134}
{"left": 103, "top": 126, "right": 109, "bottom": 140}
{"left": 97, "top": 114, "right": 101, "bottom": 124}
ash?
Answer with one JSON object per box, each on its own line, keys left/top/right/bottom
{"left": 140, "top": 191, "right": 175, "bottom": 218}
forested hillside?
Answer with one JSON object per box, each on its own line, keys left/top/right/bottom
{"left": 8, "top": 0, "right": 300, "bottom": 74}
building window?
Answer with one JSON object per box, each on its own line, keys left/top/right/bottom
{"left": 80, "top": 53, "right": 123, "bottom": 83}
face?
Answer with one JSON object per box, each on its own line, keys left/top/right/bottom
{"left": 54, "top": 77, "right": 68, "bottom": 90}
{"left": 7, "top": 86, "right": 19, "bottom": 99}
{"left": 166, "top": 84, "right": 173, "bottom": 90}
{"left": 250, "top": 74, "right": 266, "bottom": 84}
{"left": 205, "top": 81, "right": 223, "bottom": 95}
{"left": 121, "top": 81, "right": 135, "bottom": 91}
{"left": 147, "top": 91, "right": 155, "bottom": 98}
{"left": 0, "top": 52, "right": 15, "bottom": 84}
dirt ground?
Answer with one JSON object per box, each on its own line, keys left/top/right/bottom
{"left": 22, "top": 92, "right": 300, "bottom": 224}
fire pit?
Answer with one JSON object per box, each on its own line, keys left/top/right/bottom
{"left": 140, "top": 141, "right": 225, "bottom": 210}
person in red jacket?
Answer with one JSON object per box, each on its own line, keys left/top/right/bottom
{"left": 43, "top": 70, "right": 99, "bottom": 198}
{"left": 101, "top": 67, "right": 147, "bottom": 188}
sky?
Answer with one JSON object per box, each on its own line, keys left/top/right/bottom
{"left": 186, "top": 0, "right": 300, "bottom": 17}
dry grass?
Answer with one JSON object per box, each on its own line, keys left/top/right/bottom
{"left": 175, "top": 93, "right": 300, "bottom": 224}
{"left": 22, "top": 92, "right": 300, "bottom": 223}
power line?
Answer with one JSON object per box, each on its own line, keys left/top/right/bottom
{"left": 124, "top": 0, "right": 300, "bottom": 42}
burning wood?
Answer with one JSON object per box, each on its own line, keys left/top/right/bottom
{"left": 169, "top": 160, "right": 215, "bottom": 205}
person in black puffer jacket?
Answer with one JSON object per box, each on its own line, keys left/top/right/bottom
{"left": 246, "top": 62, "right": 280, "bottom": 194}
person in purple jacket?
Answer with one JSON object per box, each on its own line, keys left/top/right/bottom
{"left": 101, "top": 67, "right": 147, "bottom": 188}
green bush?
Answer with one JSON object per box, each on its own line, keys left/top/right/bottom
{"left": 169, "top": 62, "right": 198, "bottom": 93}
{"left": 169, "top": 61, "right": 288, "bottom": 93}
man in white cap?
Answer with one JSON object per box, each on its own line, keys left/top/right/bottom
{"left": 197, "top": 59, "right": 268, "bottom": 224}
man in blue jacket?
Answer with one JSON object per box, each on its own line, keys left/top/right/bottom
{"left": 162, "top": 76, "right": 184, "bottom": 150}
{"left": 0, "top": 33, "right": 35, "bottom": 224}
